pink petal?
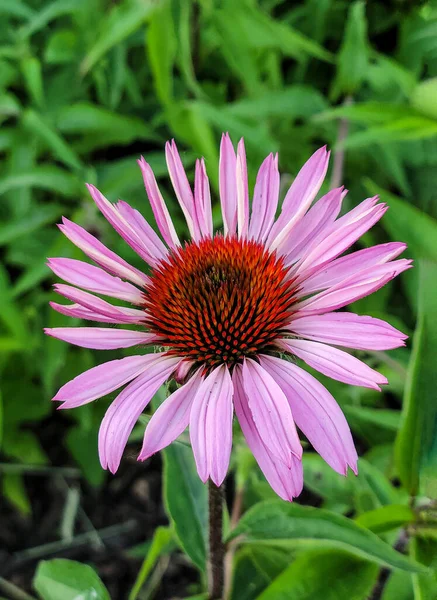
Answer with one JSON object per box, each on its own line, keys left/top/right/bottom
{"left": 267, "top": 147, "right": 330, "bottom": 252}
{"left": 194, "top": 159, "right": 213, "bottom": 238}
{"left": 300, "top": 242, "right": 407, "bottom": 294}
{"left": 233, "top": 366, "right": 303, "bottom": 501}
{"left": 296, "top": 199, "right": 387, "bottom": 277}
{"left": 86, "top": 184, "right": 166, "bottom": 266}
{"left": 259, "top": 356, "right": 357, "bottom": 476}
{"left": 236, "top": 138, "right": 249, "bottom": 239}
{"left": 139, "top": 369, "right": 203, "bottom": 460}
{"left": 165, "top": 140, "right": 201, "bottom": 240}
{"left": 280, "top": 338, "right": 388, "bottom": 390}
{"left": 138, "top": 156, "right": 180, "bottom": 248}
{"left": 219, "top": 133, "right": 238, "bottom": 237}
{"left": 288, "top": 313, "right": 407, "bottom": 351}
{"left": 282, "top": 187, "right": 345, "bottom": 265}
{"left": 249, "top": 154, "right": 280, "bottom": 243}
{"left": 296, "top": 260, "right": 412, "bottom": 315}
{"left": 189, "top": 365, "right": 234, "bottom": 486}
{"left": 48, "top": 258, "right": 144, "bottom": 304}
{"left": 59, "top": 218, "right": 148, "bottom": 287}
{"left": 54, "top": 284, "right": 147, "bottom": 323}
{"left": 53, "top": 354, "right": 160, "bottom": 408}
{"left": 241, "top": 358, "right": 302, "bottom": 466}
{"left": 49, "top": 301, "right": 146, "bottom": 324}
{"left": 44, "top": 327, "right": 157, "bottom": 350}
{"left": 98, "top": 354, "right": 180, "bottom": 473}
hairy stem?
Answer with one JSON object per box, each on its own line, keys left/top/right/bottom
{"left": 208, "top": 481, "right": 225, "bottom": 600}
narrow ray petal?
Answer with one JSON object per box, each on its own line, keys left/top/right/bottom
{"left": 194, "top": 158, "right": 213, "bottom": 238}
{"left": 54, "top": 284, "right": 146, "bottom": 323}
{"left": 48, "top": 257, "right": 144, "bottom": 304}
{"left": 300, "top": 242, "right": 407, "bottom": 294}
{"left": 165, "top": 140, "right": 201, "bottom": 240}
{"left": 45, "top": 327, "right": 157, "bottom": 350}
{"left": 249, "top": 154, "right": 280, "bottom": 243}
{"left": 139, "top": 369, "right": 203, "bottom": 460}
{"left": 288, "top": 313, "right": 407, "bottom": 351}
{"left": 116, "top": 200, "right": 168, "bottom": 260}
{"left": 241, "top": 358, "right": 302, "bottom": 466}
{"left": 236, "top": 138, "right": 249, "bottom": 239}
{"left": 138, "top": 156, "right": 180, "bottom": 248}
{"left": 260, "top": 356, "right": 357, "bottom": 475}
{"left": 280, "top": 339, "right": 388, "bottom": 390}
{"left": 190, "top": 365, "right": 234, "bottom": 486}
{"left": 53, "top": 354, "right": 159, "bottom": 408}
{"left": 98, "top": 355, "right": 180, "bottom": 473}
{"left": 59, "top": 218, "right": 148, "bottom": 287}
{"left": 49, "top": 301, "right": 146, "bottom": 324}
{"left": 233, "top": 366, "right": 303, "bottom": 501}
{"left": 219, "top": 133, "right": 238, "bottom": 237}
{"left": 267, "top": 147, "right": 330, "bottom": 251}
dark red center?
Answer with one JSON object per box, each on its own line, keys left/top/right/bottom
{"left": 144, "top": 236, "right": 297, "bottom": 369}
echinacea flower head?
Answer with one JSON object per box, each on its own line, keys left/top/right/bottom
{"left": 46, "top": 134, "right": 411, "bottom": 501}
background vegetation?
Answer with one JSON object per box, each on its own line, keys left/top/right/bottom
{"left": 1, "top": 0, "right": 437, "bottom": 598}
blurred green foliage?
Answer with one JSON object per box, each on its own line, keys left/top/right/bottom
{"left": 1, "top": 0, "right": 437, "bottom": 598}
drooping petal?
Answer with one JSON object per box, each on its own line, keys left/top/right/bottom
{"left": 288, "top": 313, "right": 407, "bottom": 351}
{"left": 300, "top": 242, "right": 407, "bottom": 294}
{"left": 59, "top": 218, "right": 148, "bottom": 287}
{"left": 194, "top": 158, "right": 213, "bottom": 238}
{"left": 54, "top": 284, "right": 147, "bottom": 323}
{"left": 236, "top": 138, "right": 249, "bottom": 239}
{"left": 165, "top": 139, "right": 201, "bottom": 240}
{"left": 295, "top": 198, "right": 387, "bottom": 277}
{"left": 53, "top": 354, "right": 161, "bottom": 408}
{"left": 280, "top": 339, "right": 388, "bottom": 390}
{"left": 295, "top": 260, "right": 412, "bottom": 315}
{"left": 49, "top": 301, "right": 146, "bottom": 324}
{"left": 241, "top": 358, "right": 302, "bottom": 466}
{"left": 249, "top": 154, "right": 280, "bottom": 243}
{"left": 45, "top": 327, "right": 157, "bottom": 350}
{"left": 138, "top": 156, "right": 180, "bottom": 248}
{"left": 189, "top": 365, "right": 234, "bottom": 486}
{"left": 282, "top": 187, "right": 345, "bottom": 265}
{"left": 98, "top": 354, "right": 180, "bottom": 473}
{"left": 219, "top": 133, "right": 238, "bottom": 237}
{"left": 86, "top": 183, "right": 166, "bottom": 266}
{"left": 48, "top": 258, "right": 144, "bottom": 304}
{"left": 139, "top": 369, "right": 203, "bottom": 460}
{"left": 259, "top": 356, "right": 357, "bottom": 475}
{"left": 267, "top": 147, "right": 330, "bottom": 252}
{"left": 233, "top": 366, "right": 303, "bottom": 501}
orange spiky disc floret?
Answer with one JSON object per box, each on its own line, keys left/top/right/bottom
{"left": 144, "top": 235, "right": 297, "bottom": 369}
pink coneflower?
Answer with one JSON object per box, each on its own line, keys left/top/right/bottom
{"left": 45, "top": 135, "right": 410, "bottom": 501}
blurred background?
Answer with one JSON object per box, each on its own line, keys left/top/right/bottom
{"left": 1, "top": 0, "right": 437, "bottom": 598}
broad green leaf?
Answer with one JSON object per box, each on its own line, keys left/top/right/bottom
{"left": 227, "top": 501, "right": 425, "bottom": 572}
{"left": 411, "top": 78, "right": 437, "bottom": 120}
{"left": 230, "top": 547, "right": 276, "bottom": 600}
{"left": 0, "top": 166, "right": 81, "bottom": 198}
{"left": 395, "top": 261, "right": 437, "bottom": 497}
{"left": 331, "top": 1, "right": 368, "bottom": 99}
{"left": 257, "top": 549, "right": 378, "bottom": 600}
{"left": 44, "top": 29, "right": 78, "bottom": 64}
{"left": 34, "top": 559, "right": 110, "bottom": 600}
{"left": 382, "top": 571, "right": 414, "bottom": 600}
{"left": 146, "top": 0, "right": 176, "bottom": 105}
{"left": 343, "top": 117, "right": 437, "bottom": 149}
{"left": 80, "top": 0, "right": 157, "bottom": 75}
{"left": 20, "top": 56, "right": 44, "bottom": 107}
{"left": 163, "top": 443, "right": 207, "bottom": 570}
{"left": 128, "top": 527, "right": 175, "bottom": 600}
{"left": 2, "top": 473, "right": 31, "bottom": 515}
{"left": 410, "top": 537, "right": 437, "bottom": 600}
{"left": 0, "top": 92, "right": 20, "bottom": 116}
{"left": 356, "top": 505, "right": 415, "bottom": 534}
{"left": 316, "top": 102, "right": 416, "bottom": 125}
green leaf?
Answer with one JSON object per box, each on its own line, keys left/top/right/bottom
{"left": 342, "top": 406, "right": 400, "bottom": 444}
{"left": 331, "top": 1, "right": 369, "bottom": 99}
{"left": 227, "top": 501, "right": 425, "bottom": 572}
{"left": 0, "top": 0, "right": 35, "bottom": 19}
{"left": 411, "top": 78, "right": 437, "bottom": 120}
{"left": 382, "top": 571, "right": 414, "bottom": 600}
{"left": 44, "top": 29, "right": 78, "bottom": 65}
{"left": 0, "top": 166, "right": 81, "bottom": 198}
{"left": 34, "top": 559, "right": 110, "bottom": 600}
{"left": 0, "top": 205, "right": 63, "bottom": 246}
{"left": 128, "top": 527, "right": 175, "bottom": 600}
{"left": 20, "top": 56, "right": 44, "bottom": 107}
{"left": 395, "top": 261, "right": 437, "bottom": 497}
{"left": 146, "top": 0, "right": 176, "bottom": 105}
{"left": 256, "top": 549, "right": 378, "bottom": 600}
{"left": 355, "top": 505, "right": 415, "bottom": 534}
{"left": 80, "top": 0, "right": 157, "bottom": 75}
{"left": 2, "top": 473, "right": 31, "bottom": 515}
{"left": 163, "top": 442, "right": 207, "bottom": 570}
{"left": 410, "top": 537, "right": 437, "bottom": 600}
